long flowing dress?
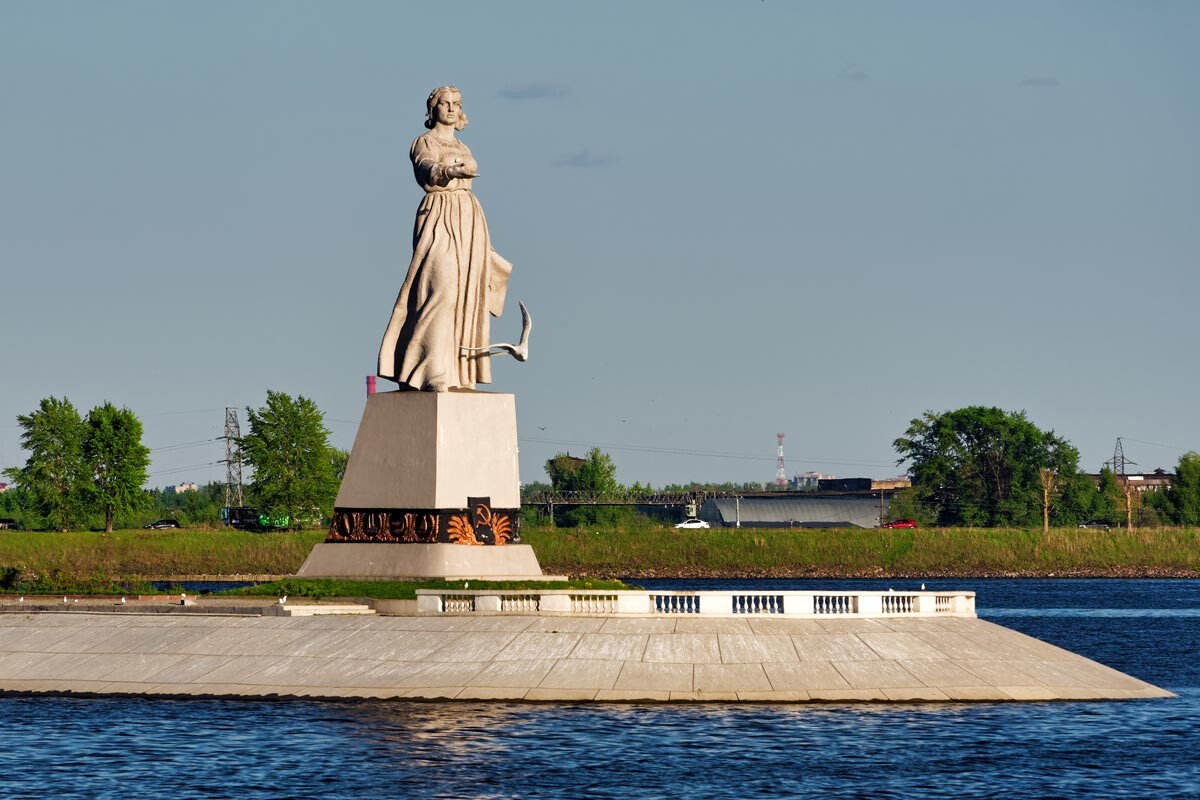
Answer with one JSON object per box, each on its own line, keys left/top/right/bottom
{"left": 377, "top": 132, "right": 512, "bottom": 391}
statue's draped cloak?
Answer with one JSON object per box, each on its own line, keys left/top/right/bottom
{"left": 378, "top": 133, "right": 512, "bottom": 390}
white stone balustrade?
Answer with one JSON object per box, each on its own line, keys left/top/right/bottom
{"left": 416, "top": 590, "right": 976, "bottom": 618}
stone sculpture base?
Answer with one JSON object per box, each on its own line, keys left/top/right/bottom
{"left": 297, "top": 542, "right": 546, "bottom": 580}
{"left": 297, "top": 390, "right": 545, "bottom": 580}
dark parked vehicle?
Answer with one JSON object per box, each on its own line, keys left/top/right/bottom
{"left": 143, "top": 519, "right": 181, "bottom": 530}
{"left": 880, "top": 519, "right": 918, "bottom": 529}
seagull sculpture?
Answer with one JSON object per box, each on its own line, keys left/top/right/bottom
{"left": 461, "top": 301, "right": 532, "bottom": 362}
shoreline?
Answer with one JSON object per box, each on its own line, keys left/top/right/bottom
{"left": 568, "top": 566, "right": 1200, "bottom": 580}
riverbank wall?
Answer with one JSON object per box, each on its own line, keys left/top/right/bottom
{"left": 0, "top": 607, "right": 1171, "bottom": 703}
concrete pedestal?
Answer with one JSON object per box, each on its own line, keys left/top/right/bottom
{"left": 298, "top": 390, "right": 545, "bottom": 580}
{"left": 297, "top": 542, "right": 545, "bottom": 580}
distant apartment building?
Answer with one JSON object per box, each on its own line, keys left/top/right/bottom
{"left": 793, "top": 472, "right": 835, "bottom": 489}
{"left": 167, "top": 482, "right": 199, "bottom": 494}
{"left": 818, "top": 477, "right": 912, "bottom": 492}
{"left": 1087, "top": 469, "right": 1174, "bottom": 493}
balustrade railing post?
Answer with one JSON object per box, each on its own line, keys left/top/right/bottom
{"left": 913, "top": 594, "right": 939, "bottom": 615}
{"left": 698, "top": 593, "right": 728, "bottom": 616}
{"left": 476, "top": 595, "right": 502, "bottom": 613}
{"left": 416, "top": 593, "right": 442, "bottom": 614}
{"left": 538, "top": 593, "right": 571, "bottom": 614}
{"left": 616, "top": 593, "right": 652, "bottom": 614}
{"left": 858, "top": 594, "right": 883, "bottom": 616}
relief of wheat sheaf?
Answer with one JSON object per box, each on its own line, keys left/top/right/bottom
{"left": 447, "top": 513, "right": 480, "bottom": 545}
{"left": 393, "top": 512, "right": 419, "bottom": 542}
{"left": 418, "top": 513, "right": 439, "bottom": 542}
{"left": 491, "top": 513, "right": 513, "bottom": 545}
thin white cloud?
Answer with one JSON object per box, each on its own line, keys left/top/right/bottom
{"left": 839, "top": 63, "right": 869, "bottom": 81}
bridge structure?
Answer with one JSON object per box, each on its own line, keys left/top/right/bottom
{"left": 520, "top": 489, "right": 720, "bottom": 526}
{"left": 520, "top": 489, "right": 731, "bottom": 507}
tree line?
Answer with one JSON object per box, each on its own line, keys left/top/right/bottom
{"left": 891, "top": 406, "right": 1200, "bottom": 528}
{"left": 5, "top": 396, "right": 1197, "bottom": 532}
{"left": 527, "top": 407, "right": 1200, "bottom": 529}
{"left": 2, "top": 391, "right": 343, "bottom": 531}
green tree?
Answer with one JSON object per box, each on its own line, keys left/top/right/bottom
{"left": 3, "top": 397, "right": 89, "bottom": 531}
{"left": 329, "top": 448, "right": 350, "bottom": 482}
{"left": 545, "top": 448, "right": 620, "bottom": 493}
{"left": 543, "top": 448, "right": 624, "bottom": 527}
{"left": 239, "top": 391, "right": 339, "bottom": 528}
{"left": 83, "top": 402, "right": 151, "bottom": 533}
{"left": 894, "top": 406, "right": 1080, "bottom": 527}
{"left": 1146, "top": 452, "right": 1200, "bottom": 526}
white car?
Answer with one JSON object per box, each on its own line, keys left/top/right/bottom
{"left": 674, "top": 518, "right": 710, "bottom": 529}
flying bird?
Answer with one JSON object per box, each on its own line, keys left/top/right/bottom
{"left": 278, "top": 595, "right": 288, "bottom": 605}
{"left": 461, "top": 301, "right": 532, "bottom": 362}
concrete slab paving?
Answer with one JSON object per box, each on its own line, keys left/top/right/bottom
{"left": 763, "top": 661, "right": 853, "bottom": 692}
{"left": 493, "top": 631, "right": 581, "bottom": 661}
{"left": 694, "top": 663, "right": 772, "bottom": 693}
{"left": 594, "top": 689, "right": 673, "bottom": 702}
{"left": 613, "top": 662, "right": 694, "bottom": 693}
{"left": 897, "top": 658, "right": 990, "bottom": 688}
{"left": 0, "top": 650, "right": 58, "bottom": 679}
{"left": 718, "top": 633, "right": 799, "bottom": 664}
{"left": 539, "top": 658, "right": 624, "bottom": 691}
{"left": 746, "top": 619, "right": 827, "bottom": 636}
{"left": 791, "top": 633, "right": 881, "bottom": 662}
{"left": 525, "top": 688, "right": 598, "bottom": 702}
{"left": 470, "top": 658, "right": 557, "bottom": 689}
{"left": 424, "top": 631, "right": 519, "bottom": 663}
{"left": 597, "top": 618, "right": 678, "bottom": 635}
{"left": 643, "top": 633, "right": 722, "bottom": 664}
{"left": 522, "top": 617, "right": 607, "bottom": 634}
{"left": 0, "top": 612, "right": 1173, "bottom": 704}
{"left": 856, "top": 632, "right": 952, "bottom": 661}
{"left": 567, "top": 633, "right": 648, "bottom": 662}
{"left": 832, "top": 660, "right": 927, "bottom": 690}
{"left": 674, "top": 618, "right": 754, "bottom": 634}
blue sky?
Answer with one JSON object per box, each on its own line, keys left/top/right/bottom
{"left": 2, "top": 1, "right": 1197, "bottom": 489}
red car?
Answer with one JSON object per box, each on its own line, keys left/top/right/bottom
{"left": 880, "top": 519, "right": 918, "bottom": 529}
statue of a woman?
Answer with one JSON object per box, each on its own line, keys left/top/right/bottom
{"left": 378, "top": 86, "right": 513, "bottom": 391}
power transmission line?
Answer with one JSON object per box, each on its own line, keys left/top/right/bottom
{"left": 224, "top": 408, "right": 244, "bottom": 508}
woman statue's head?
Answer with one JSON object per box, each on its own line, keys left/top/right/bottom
{"left": 425, "top": 86, "right": 468, "bottom": 131}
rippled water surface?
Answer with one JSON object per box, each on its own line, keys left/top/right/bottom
{"left": 1, "top": 579, "right": 1197, "bottom": 800}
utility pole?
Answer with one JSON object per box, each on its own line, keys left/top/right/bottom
{"left": 1039, "top": 468, "right": 1058, "bottom": 532}
{"left": 1125, "top": 485, "right": 1134, "bottom": 530}
{"left": 224, "top": 407, "right": 244, "bottom": 509}
{"left": 1105, "top": 437, "right": 1137, "bottom": 476}
{"left": 775, "top": 433, "right": 787, "bottom": 489}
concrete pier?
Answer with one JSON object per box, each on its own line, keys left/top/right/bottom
{"left": 0, "top": 611, "right": 1172, "bottom": 702}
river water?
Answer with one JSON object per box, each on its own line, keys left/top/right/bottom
{"left": 0, "top": 579, "right": 1196, "bottom": 799}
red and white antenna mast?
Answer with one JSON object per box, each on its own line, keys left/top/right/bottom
{"left": 775, "top": 433, "right": 787, "bottom": 488}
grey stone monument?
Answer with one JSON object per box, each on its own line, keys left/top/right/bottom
{"left": 298, "top": 86, "right": 543, "bottom": 579}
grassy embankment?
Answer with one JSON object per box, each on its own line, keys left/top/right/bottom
{"left": 0, "top": 528, "right": 630, "bottom": 597}
{"left": 1, "top": 523, "right": 1198, "bottom": 595}
{"left": 520, "top": 522, "right": 1200, "bottom": 578}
